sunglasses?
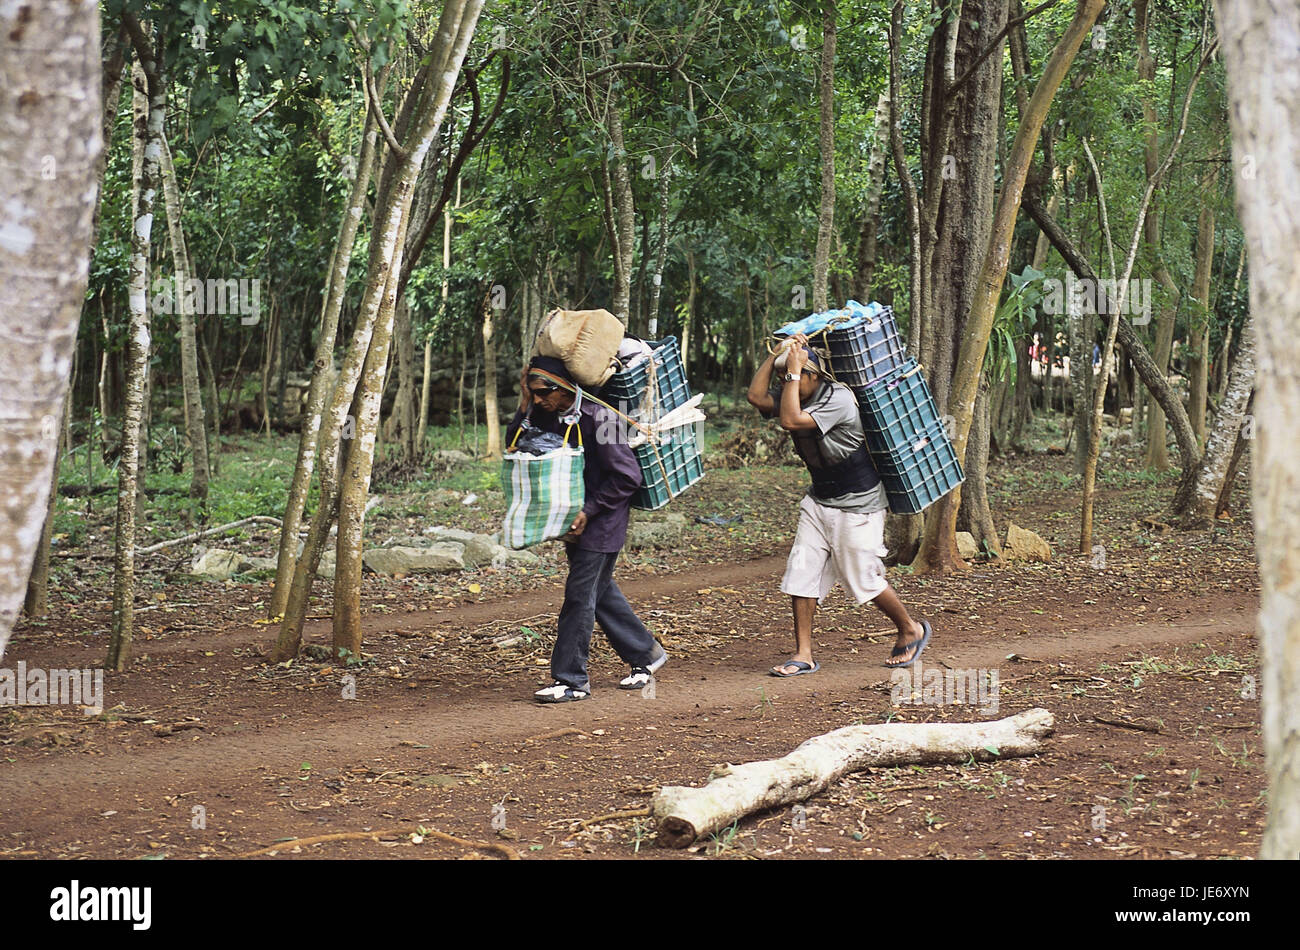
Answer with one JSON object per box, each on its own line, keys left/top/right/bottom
{"left": 529, "top": 382, "right": 561, "bottom": 396}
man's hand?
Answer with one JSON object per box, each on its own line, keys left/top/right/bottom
{"left": 562, "top": 511, "right": 589, "bottom": 541}
{"left": 786, "top": 333, "right": 809, "bottom": 375}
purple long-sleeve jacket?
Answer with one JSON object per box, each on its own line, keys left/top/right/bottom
{"left": 506, "top": 398, "right": 642, "bottom": 553}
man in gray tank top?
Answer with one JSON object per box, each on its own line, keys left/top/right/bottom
{"left": 747, "top": 333, "right": 932, "bottom": 675}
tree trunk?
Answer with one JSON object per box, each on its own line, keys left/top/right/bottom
{"left": 388, "top": 295, "right": 417, "bottom": 460}
{"left": 108, "top": 18, "right": 164, "bottom": 671}
{"left": 957, "top": 379, "right": 1002, "bottom": 554}
{"left": 889, "top": 2, "right": 924, "bottom": 358}
{"left": 648, "top": 154, "right": 673, "bottom": 336}
{"left": 913, "top": 0, "right": 1010, "bottom": 568}
{"left": 1214, "top": 0, "right": 1300, "bottom": 859}
{"left": 1078, "top": 41, "right": 1214, "bottom": 554}
{"left": 653, "top": 708, "right": 1054, "bottom": 848}
{"left": 812, "top": 0, "right": 837, "bottom": 313}
{"left": 419, "top": 177, "right": 459, "bottom": 447}
{"left": 0, "top": 0, "right": 100, "bottom": 657}
{"left": 1187, "top": 194, "right": 1216, "bottom": 446}
{"left": 1172, "top": 316, "right": 1255, "bottom": 527}
{"left": 23, "top": 414, "right": 67, "bottom": 619}
{"left": 1011, "top": 331, "right": 1032, "bottom": 444}
{"left": 853, "top": 92, "right": 891, "bottom": 302}
{"left": 1067, "top": 298, "right": 1090, "bottom": 475}
{"left": 595, "top": 0, "right": 635, "bottom": 326}
{"left": 129, "top": 60, "right": 151, "bottom": 492}
{"left": 1215, "top": 244, "right": 1247, "bottom": 403}
{"left": 1137, "top": 0, "right": 1182, "bottom": 472}
{"left": 201, "top": 337, "right": 221, "bottom": 476}
{"left": 482, "top": 290, "right": 502, "bottom": 461}
{"left": 159, "top": 133, "right": 210, "bottom": 500}
{"left": 334, "top": 266, "right": 399, "bottom": 661}
{"left": 273, "top": 0, "right": 484, "bottom": 660}
{"left": 913, "top": 0, "right": 1105, "bottom": 574}
{"left": 683, "top": 248, "right": 697, "bottom": 374}
{"left": 269, "top": 97, "right": 377, "bottom": 621}
{"left": 1215, "top": 415, "right": 1249, "bottom": 518}
{"left": 258, "top": 299, "right": 277, "bottom": 437}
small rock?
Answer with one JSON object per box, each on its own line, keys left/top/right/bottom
{"left": 380, "top": 535, "right": 432, "bottom": 549}
{"left": 429, "top": 489, "right": 462, "bottom": 505}
{"left": 1004, "top": 523, "right": 1052, "bottom": 562}
{"left": 190, "top": 548, "right": 244, "bottom": 581}
{"left": 499, "top": 548, "right": 542, "bottom": 569}
{"left": 363, "top": 543, "right": 465, "bottom": 575}
{"left": 318, "top": 550, "right": 336, "bottom": 580}
{"left": 242, "top": 556, "right": 278, "bottom": 572}
{"left": 955, "top": 531, "right": 980, "bottom": 560}
{"left": 462, "top": 492, "right": 479, "bottom": 507}
{"left": 463, "top": 534, "right": 508, "bottom": 569}
{"left": 422, "top": 526, "right": 478, "bottom": 544}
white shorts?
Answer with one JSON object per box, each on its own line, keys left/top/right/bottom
{"left": 779, "top": 495, "right": 890, "bottom": 605}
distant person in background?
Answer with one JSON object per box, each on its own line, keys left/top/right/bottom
{"left": 506, "top": 356, "right": 668, "bottom": 703}
{"left": 746, "top": 334, "right": 931, "bottom": 675}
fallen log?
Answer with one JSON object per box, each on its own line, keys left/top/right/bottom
{"left": 136, "top": 516, "right": 284, "bottom": 555}
{"left": 652, "top": 708, "right": 1054, "bottom": 848}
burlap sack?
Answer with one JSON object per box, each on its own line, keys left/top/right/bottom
{"left": 531, "top": 308, "right": 624, "bottom": 388}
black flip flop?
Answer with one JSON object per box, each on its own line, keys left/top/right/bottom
{"left": 884, "top": 620, "right": 932, "bottom": 669}
{"left": 770, "top": 659, "right": 820, "bottom": 677}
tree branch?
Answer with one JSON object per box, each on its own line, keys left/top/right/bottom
{"left": 1022, "top": 192, "right": 1201, "bottom": 468}
{"left": 396, "top": 56, "right": 511, "bottom": 298}
{"left": 362, "top": 66, "right": 406, "bottom": 160}
{"left": 586, "top": 54, "right": 685, "bottom": 81}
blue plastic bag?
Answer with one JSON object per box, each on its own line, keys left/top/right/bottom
{"left": 774, "top": 299, "right": 883, "bottom": 337}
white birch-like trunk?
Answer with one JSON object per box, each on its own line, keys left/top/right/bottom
{"left": 334, "top": 265, "right": 399, "bottom": 660}
{"left": 812, "top": 0, "right": 837, "bottom": 313}
{"left": 108, "top": 22, "right": 164, "bottom": 671}
{"left": 482, "top": 293, "right": 501, "bottom": 461}
{"left": 159, "top": 133, "right": 209, "bottom": 500}
{"left": 0, "top": 0, "right": 101, "bottom": 657}
{"left": 272, "top": 0, "right": 485, "bottom": 660}
{"left": 268, "top": 100, "right": 377, "bottom": 621}
{"left": 1172, "top": 316, "right": 1254, "bottom": 527}
{"left": 1215, "top": 0, "right": 1300, "bottom": 860}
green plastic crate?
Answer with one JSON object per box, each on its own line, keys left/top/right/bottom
{"left": 631, "top": 423, "right": 705, "bottom": 511}
{"left": 870, "top": 420, "right": 965, "bottom": 514}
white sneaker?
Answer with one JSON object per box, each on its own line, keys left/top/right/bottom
{"left": 619, "top": 650, "right": 668, "bottom": 689}
{"left": 534, "top": 682, "right": 589, "bottom": 703}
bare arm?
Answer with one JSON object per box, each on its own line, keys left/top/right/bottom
{"left": 746, "top": 348, "right": 778, "bottom": 415}
{"left": 777, "top": 336, "right": 818, "bottom": 432}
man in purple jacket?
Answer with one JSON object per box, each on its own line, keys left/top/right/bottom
{"left": 506, "top": 356, "right": 668, "bottom": 703}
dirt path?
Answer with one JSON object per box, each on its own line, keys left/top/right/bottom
{"left": 0, "top": 551, "right": 1261, "bottom": 859}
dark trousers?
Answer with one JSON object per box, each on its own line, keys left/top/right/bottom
{"left": 552, "top": 545, "right": 661, "bottom": 691}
